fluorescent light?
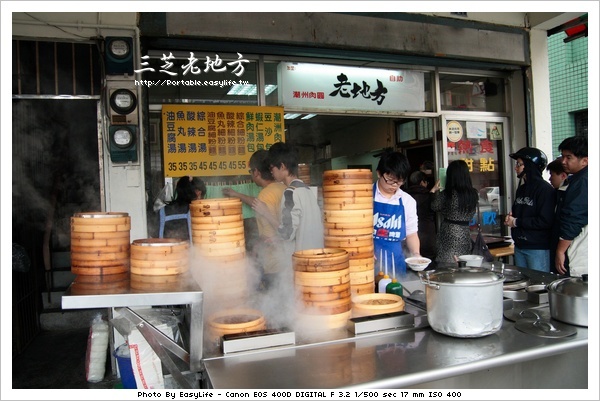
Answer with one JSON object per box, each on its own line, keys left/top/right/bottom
{"left": 301, "top": 114, "right": 317, "bottom": 120}
{"left": 284, "top": 113, "right": 302, "bottom": 120}
{"left": 227, "top": 84, "right": 277, "bottom": 96}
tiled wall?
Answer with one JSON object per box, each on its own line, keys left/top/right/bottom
{"left": 547, "top": 33, "right": 588, "bottom": 158}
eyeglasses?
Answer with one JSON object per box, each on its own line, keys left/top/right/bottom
{"left": 381, "top": 174, "right": 402, "bottom": 186}
{"left": 515, "top": 162, "right": 524, "bottom": 168}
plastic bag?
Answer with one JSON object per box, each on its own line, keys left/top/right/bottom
{"left": 85, "top": 314, "right": 109, "bottom": 383}
{"left": 153, "top": 182, "right": 173, "bottom": 212}
{"left": 471, "top": 228, "right": 494, "bottom": 262}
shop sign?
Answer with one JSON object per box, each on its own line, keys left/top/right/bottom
{"left": 278, "top": 62, "right": 425, "bottom": 112}
{"left": 162, "top": 105, "right": 285, "bottom": 177}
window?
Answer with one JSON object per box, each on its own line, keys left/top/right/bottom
{"left": 439, "top": 74, "right": 505, "bottom": 112}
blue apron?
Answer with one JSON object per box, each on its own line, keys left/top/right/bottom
{"left": 373, "top": 183, "right": 407, "bottom": 276}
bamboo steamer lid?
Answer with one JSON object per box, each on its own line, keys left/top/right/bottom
{"left": 351, "top": 293, "right": 405, "bottom": 318}
{"left": 70, "top": 212, "right": 131, "bottom": 275}
{"left": 190, "top": 198, "right": 242, "bottom": 212}
{"left": 292, "top": 248, "right": 349, "bottom": 271}
{"left": 130, "top": 239, "right": 189, "bottom": 276}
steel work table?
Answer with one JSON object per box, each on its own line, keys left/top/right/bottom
{"left": 61, "top": 273, "right": 204, "bottom": 387}
{"left": 202, "top": 267, "right": 588, "bottom": 389}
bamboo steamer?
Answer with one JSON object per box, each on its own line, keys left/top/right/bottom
{"left": 350, "top": 270, "right": 375, "bottom": 285}
{"left": 130, "top": 273, "right": 185, "bottom": 292}
{"left": 351, "top": 293, "right": 405, "bottom": 318}
{"left": 321, "top": 189, "right": 373, "bottom": 198}
{"left": 192, "top": 233, "right": 245, "bottom": 244}
{"left": 190, "top": 198, "right": 242, "bottom": 212}
{"left": 298, "top": 164, "right": 311, "bottom": 185}
{"left": 321, "top": 202, "right": 372, "bottom": 211}
{"left": 191, "top": 220, "right": 244, "bottom": 231}
{"left": 292, "top": 248, "right": 349, "bottom": 271}
{"left": 349, "top": 257, "right": 375, "bottom": 271}
{"left": 352, "top": 282, "right": 376, "bottom": 296}
{"left": 191, "top": 214, "right": 242, "bottom": 224}
{"left": 324, "top": 234, "right": 372, "bottom": 247}
{"left": 300, "top": 288, "right": 352, "bottom": 302}
{"left": 321, "top": 183, "right": 372, "bottom": 192}
{"left": 293, "top": 248, "right": 351, "bottom": 316}
{"left": 130, "top": 238, "right": 189, "bottom": 276}
{"left": 324, "top": 226, "right": 373, "bottom": 236}
{"left": 207, "top": 308, "right": 266, "bottom": 344}
{"left": 323, "top": 169, "right": 372, "bottom": 180}
{"left": 70, "top": 212, "right": 131, "bottom": 276}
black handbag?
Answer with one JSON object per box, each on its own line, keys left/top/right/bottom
{"left": 471, "top": 226, "right": 494, "bottom": 262}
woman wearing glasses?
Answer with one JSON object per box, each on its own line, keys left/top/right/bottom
{"left": 430, "top": 160, "right": 479, "bottom": 263}
{"left": 373, "top": 149, "right": 421, "bottom": 276}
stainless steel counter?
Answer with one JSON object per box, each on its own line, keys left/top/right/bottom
{"left": 202, "top": 267, "right": 588, "bottom": 389}
{"left": 61, "top": 273, "right": 204, "bottom": 373}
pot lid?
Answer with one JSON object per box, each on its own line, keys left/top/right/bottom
{"left": 548, "top": 274, "right": 588, "bottom": 298}
{"left": 515, "top": 318, "right": 577, "bottom": 338}
{"left": 503, "top": 306, "right": 551, "bottom": 323}
{"left": 422, "top": 267, "right": 504, "bottom": 285}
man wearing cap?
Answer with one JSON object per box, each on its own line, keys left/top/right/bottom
{"left": 504, "top": 147, "right": 556, "bottom": 272}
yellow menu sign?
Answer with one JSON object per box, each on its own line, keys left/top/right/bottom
{"left": 162, "top": 105, "right": 285, "bottom": 177}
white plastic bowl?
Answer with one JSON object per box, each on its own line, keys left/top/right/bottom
{"left": 458, "top": 254, "right": 484, "bottom": 267}
{"left": 405, "top": 257, "right": 432, "bottom": 271}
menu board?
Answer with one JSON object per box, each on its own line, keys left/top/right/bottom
{"left": 162, "top": 105, "right": 285, "bottom": 177}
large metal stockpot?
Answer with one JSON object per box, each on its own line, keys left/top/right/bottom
{"left": 420, "top": 267, "right": 505, "bottom": 338}
{"left": 547, "top": 274, "right": 588, "bottom": 327}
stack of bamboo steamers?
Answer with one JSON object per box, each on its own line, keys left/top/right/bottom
{"left": 70, "top": 212, "right": 132, "bottom": 294}
{"left": 322, "top": 169, "right": 375, "bottom": 296}
{"left": 189, "top": 198, "right": 249, "bottom": 309}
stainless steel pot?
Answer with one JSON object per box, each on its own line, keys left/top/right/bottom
{"left": 547, "top": 274, "right": 588, "bottom": 327}
{"left": 420, "top": 267, "right": 505, "bottom": 337}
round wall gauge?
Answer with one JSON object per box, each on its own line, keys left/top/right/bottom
{"left": 112, "top": 127, "right": 134, "bottom": 148}
{"left": 110, "top": 89, "right": 137, "bottom": 115}
{"left": 108, "top": 39, "right": 131, "bottom": 59}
